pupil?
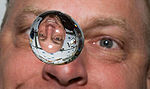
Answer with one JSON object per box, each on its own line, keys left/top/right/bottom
{"left": 56, "top": 37, "right": 62, "bottom": 41}
{"left": 52, "top": 36, "right": 63, "bottom": 44}
{"left": 39, "top": 33, "right": 46, "bottom": 41}
{"left": 100, "top": 39, "right": 113, "bottom": 48}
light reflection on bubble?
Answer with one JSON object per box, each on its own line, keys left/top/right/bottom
{"left": 29, "top": 11, "right": 84, "bottom": 65}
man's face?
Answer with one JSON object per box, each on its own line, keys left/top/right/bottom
{"left": 0, "top": 0, "right": 149, "bottom": 89}
{"left": 38, "top": 16, "right": 65, "bottom": 53}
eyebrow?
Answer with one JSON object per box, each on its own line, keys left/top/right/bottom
{"left": 16, "top": 6, "right": 128, "bottom": 34}
{"left": 22, "top": 6, "right": 127, "bottom": 29}
{"left": 14, "top": 6, "right": 44, "bottom": 32}
{"left": 23, "top": 6, "right": 44, "bottom": 16}
{"left": 82, "top": 16, "right": 127, "bottom": 32}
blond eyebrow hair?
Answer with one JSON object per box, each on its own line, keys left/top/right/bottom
{"left": 84, "top": 16, "right": 127, "bottom": 30}
{"left": 23, "top": 6, "right": 126, "bottom": 28}
{"left": 19, "top": 6, "right": 128, "bottom": 34}
{"left": 23, "top": 6, "right": 44, "bottom": 16}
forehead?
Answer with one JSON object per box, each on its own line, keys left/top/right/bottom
{"left": 5, "top": 0, "right": 147, "bottom": 40}
{"left": 15, "top": 0, "right": 132, "bottom": 18}
{"left": 6, "top": 0, "right": 147, "bottom": 41}
{"left": 9, "top": 0, "right": 146, "bottom": 28}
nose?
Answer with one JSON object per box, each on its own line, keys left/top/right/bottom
{"left": 42, "top": 58, "right": 87, "bottom": 86}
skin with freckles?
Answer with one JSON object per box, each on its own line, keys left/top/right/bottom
{"left": 0, "top": 0, "right": 150, "bottom": 89}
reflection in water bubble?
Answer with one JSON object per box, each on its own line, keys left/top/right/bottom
{"left": 38, "top": 15, "right": 65, "bottom": 53}
{"left": 29, "top": 11, "right": 84, "bottom": 65}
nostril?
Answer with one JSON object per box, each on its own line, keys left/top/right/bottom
{"left": 46, "top": 72, "right": 59, "bottom": 82}
{"left": 68, "top": 77, "right": 82, "bottom": 84}
{"left": 42, "top": 60, "right": 88, "bottom": 86}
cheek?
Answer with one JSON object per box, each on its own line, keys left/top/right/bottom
{"left": 1, "top": 48, "right": 44, "bottom": 86}
{"left": 88, "top": 62, "right": 129, "bottom": 88}
{"left": 82, "top": 46, "right": 133, "bottom": 89}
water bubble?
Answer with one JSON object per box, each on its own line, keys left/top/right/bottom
{"left": 29, "top": 11, "right": 84, "bottom": 65}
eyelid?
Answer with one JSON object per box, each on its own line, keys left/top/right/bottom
{"left": 90, "top": 35, "right": 124, "bottom": 50}
{"left": 52, "top": 35, "right": 64, "bottom": 45}
{"left": 15, "top": 12, "right": 36, "bottom": 34}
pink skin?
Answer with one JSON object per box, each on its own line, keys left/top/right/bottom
{"left": 38, "top": 16, "right": 65, "bottom": 53}
{"left": 0, "top": 0, "right": 150, "bottom": 89}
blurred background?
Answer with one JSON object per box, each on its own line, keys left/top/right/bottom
{"left": 0, "top": 0, "right": 7, "bottom": 28}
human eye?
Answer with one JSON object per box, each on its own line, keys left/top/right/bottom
{"left": 13, "top": 14, "right": 35, "bottom": 49}
{"left": 38, "top": 33, "right": 47, "bottom": 41}
{"left": 52, "top": 35, "right": 64, "bottom": 45}
{"left": 13, "top": 27, "right": 31, "bottom": 49}
{"left": 86, "top": 35, "right": 126, "bottom": 63}
{"left": 93, "top": 36, "right": 123, "bottom": 50}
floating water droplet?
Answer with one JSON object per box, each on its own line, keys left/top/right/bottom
{"left": 29, "top": 11, "right": 84, "bottom": 64}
